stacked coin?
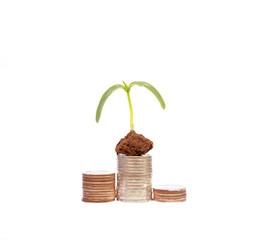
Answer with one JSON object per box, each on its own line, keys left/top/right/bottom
{"left": 117, "top": 154, "right": 152, "bottom": 202}
{"left": 153, "top": 185, "right": 186, "bottom": 202}
{"left": 82, "top": 171, "right": 115, "bottom": 203}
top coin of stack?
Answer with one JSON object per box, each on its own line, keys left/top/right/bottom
{"left": 82, "top": 171, "right": 115, "bottom": 203}
{"left": 153, "top": 185, "right": 186, "bottom": 202}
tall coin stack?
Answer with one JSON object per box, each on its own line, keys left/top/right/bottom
{"left": 82, "top": 171, "right": 116, "bottom": 203}
{"left": 117, "top": 154, "right": 152, "bottom": 202}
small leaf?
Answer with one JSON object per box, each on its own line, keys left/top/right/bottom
{"left": 128, "top": 81, "right": 166, "bottom": 109}
{"left": 122, "top": 81, "right": 129, "bottom": 91}
{"left": 96, "top": 84, "right": 125, "bottom": 123}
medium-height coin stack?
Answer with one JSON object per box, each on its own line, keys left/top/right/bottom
{"left": 153, "top": 185, "right": 186, "bottom": 202}
{"left": 117, "top": 154, "right": 152, "bottom": 202}
{"left": 82, "top": 171, "right": 115, "bottom": 203}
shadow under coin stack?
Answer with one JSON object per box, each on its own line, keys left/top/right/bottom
{"left": 82, "top": 171, "right": 115, "bottom": 203}
{"left": 117, "top": 154, "right": 152, "bottom": 202}
{"left": 153, "top": 185, "right": 186, "bottom": 202}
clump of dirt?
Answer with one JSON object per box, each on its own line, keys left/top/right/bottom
{"left": 115, "top": 130, "right": 153, "bottom": 156}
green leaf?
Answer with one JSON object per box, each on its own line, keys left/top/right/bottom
{"left": 96, "top": 84, "right": 125, "bottom": 123}
{"left": 122, "top": 81, "right": 129, "bottom": 91}
{"left": 128, "top": 81, "right": 166, "bottom": 109}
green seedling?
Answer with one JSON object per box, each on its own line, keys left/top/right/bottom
{"left": 96, "top": 81, "right": 165, "bottom": 131}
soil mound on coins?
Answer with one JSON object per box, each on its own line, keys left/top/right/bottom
{"left": 115, "top": 130, "right": 153, "bottom": 156}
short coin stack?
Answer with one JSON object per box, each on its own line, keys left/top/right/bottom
{"left": 117, "top": 154, "right": 152, "bottom": 202}
{"left": 82, "top": 171, "right": 115, "bottom": 203}
{"left": 153, "top": 185, "right": 186, "bottom": 202}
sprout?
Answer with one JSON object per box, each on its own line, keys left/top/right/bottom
{"left": 96, "top": 81, "right": 166, "bottom": 130}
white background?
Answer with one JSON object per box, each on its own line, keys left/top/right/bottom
{"left": 0, "top": 0, "right": 267, "bottom": 239}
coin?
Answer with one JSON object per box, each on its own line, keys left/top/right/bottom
{"left": 153, "top": 185, "right": 187, "bottom": 202}
{"left": 82, "top": 171, "right": 116, "bottom": 203}
{"left": 117, "top": 155, "right": 152, "bottom": 202}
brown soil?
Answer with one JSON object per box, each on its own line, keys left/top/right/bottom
{"left": 115, "top": 130, "right": 153, "bottom": 156}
